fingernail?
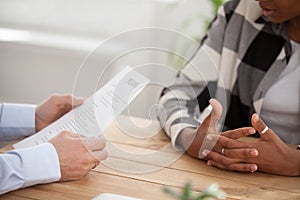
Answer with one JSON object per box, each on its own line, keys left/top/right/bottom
{"left": 206, "top": 135, "right": 213, "bottom": 140}
{"left": 202, "top": 150, "right": 210, "bottom": 157}
{"left": 207, "top": 160, "right": 213, "bottom": 166}
{"left": 250, "top": 165, "right": 257, "bottom": 172}
{"left": 249, "top": 128, "right": 256, "bottom": 134}
{"left": 250, "top": 149, "right": 258, "bottom": 157}
{"left": 253, "top": 114, "right": 259, "bottom": 122}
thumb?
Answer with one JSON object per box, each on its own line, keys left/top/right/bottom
{"left": 209, "top": 99, "right": 222, "bottom": 124}
{"left": 73, "top": 97, "right": 85, "bottom": 108}
{"left": 202, "top": 99, "right": 223, "bottom": 128}
{"left": 251, "top": 113, "right": 276, "bottom": 141}
{"left": 197, "top": 99, "right": 222, "bottom": 158}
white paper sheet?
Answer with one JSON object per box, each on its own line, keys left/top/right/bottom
{"left": 92, "top": 193, "right": 141, "bottom": 200}
{"left": 14, "top": 66, "right": 149, "bottom": 149}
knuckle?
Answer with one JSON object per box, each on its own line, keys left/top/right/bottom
{"left": 86, "top": 154, "right": 96, "bottom": 163}
{"left": 241, "top": 129, "right": 249, "bottom": 136}
{"left": 257, "top": 121, "right": 266, "bottom": 131}
{"left": 60, "top": 130, "right": 69, "bottom": 136}
{"left": 224, "top": 149, "right": 232, "bottom": 157}
{"left": 242, "top": 150, "right": 249, "bottom": 157}
{"left": 64, "top": 94, "right": 73, "bottom": 102}
{"left": 84, "top": 165, "right": 91, "bottom": 172}
{"left": 80, "top": 160, "right": 92, "bottom": 170}
{"left": 221, "top": 158, "right": 231, "bottom": 166}
{"left": 222, "top": 140, "right": 230, "bottom": 147}
{"left": 215, "top": 155, "right": 224, "bottom": 163}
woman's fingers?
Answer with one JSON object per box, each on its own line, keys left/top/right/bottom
{"left": 207, "top": 160, "right": 258, "bottom": 173}
{"left": 207, "top": 134, "right": 255, "bottom": 149}
{"left": 203, "top": 150, "right": 258, "bottom": 172}
{"left": 222, "top": 148, "right": 258, "bottom": 159}
{"left": 222, "top": 127, "right": 256, "bottom": 139}
{"left": 202, "top": 150, "right": 242, "bottom": 163}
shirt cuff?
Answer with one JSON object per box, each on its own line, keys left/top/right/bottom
{"left": 8, "top": 143, "right": 61, "bottom": 187}
{"left": 170, "top": 123, "right": 198, "bottom": 151}
{"left": 0, "top": 103, "right": 36, "bottom": 141}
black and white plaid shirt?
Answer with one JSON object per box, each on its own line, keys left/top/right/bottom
{"left": 158, "top": 0, "right": 296, "bottom": 149}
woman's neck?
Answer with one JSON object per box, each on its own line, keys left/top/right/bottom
{"left": 286, "top": 15, "right": 300, "bottom": 43}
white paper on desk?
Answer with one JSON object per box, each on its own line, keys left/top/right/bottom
{"left": 92, "top": 193, "right": 141, "bottom": 200}
{"left": 14, "top": 66, "right": 149, "bottom": 149}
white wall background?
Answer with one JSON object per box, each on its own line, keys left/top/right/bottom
{"left": 0, "top": 0, "right": 216, "bottom": 118}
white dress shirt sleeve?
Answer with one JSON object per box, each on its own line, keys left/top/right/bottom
{"left": 0, "top": 103, "right": 61, "bottom": 195}
{"left": 0, "top": 143, "right": 61, "bottom": 195}
{"left": 0, "top": 103, "right": 36, "bottom": 141}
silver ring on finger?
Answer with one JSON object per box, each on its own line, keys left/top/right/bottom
{"left": 261, "top": 126, "right": 269, "bottom": 134}
{"left": 221, "top": 148, "right": 225, "bottom": 155}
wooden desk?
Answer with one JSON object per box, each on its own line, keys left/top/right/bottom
{"left": 1, "top": 117, "right": 300, "bottom": 200}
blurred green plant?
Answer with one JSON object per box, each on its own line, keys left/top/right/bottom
{"left": 168, "top": 0, "right": 225, "bottom": 71}
{"left": 204, "top": 0, "right": 224, "bottom": 32}
{"left": 163, "top": 183, "right": 226, "bottom": 200}
{"left": 181, "top": 0, "right": 225, "bottom": 41}
{"left": 210, "top": 0, "right": 225, "bottom": 16}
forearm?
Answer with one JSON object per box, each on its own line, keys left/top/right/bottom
{"left": 0, "top": 143, "right": 61, "bottom": 195}
{"left": 177, "top": 127, "right": 197, "bottom": 154}
{"left": 157, "top": 78, "right": 201, "bottom": 150}
{"left": 0, "top": 103, "right": 36, "bottom": 141}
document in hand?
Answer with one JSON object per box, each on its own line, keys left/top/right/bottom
{"left": 14, "top": 66, "right": 149, "bottom": 149}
